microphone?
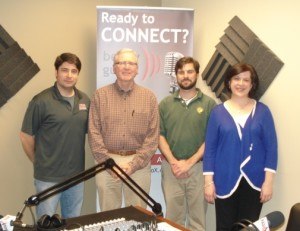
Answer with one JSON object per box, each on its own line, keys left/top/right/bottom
{"left": 10, "top": 220, "right": 34, "bottom": 229}
{"left": 0, "top": 215, "right": 3, "bottom": 231}
{"left": 164, "top": 51, "right": 184, "bottom": 93}
{"left": 9, "top": 205, "right": 35, "bottom": 229}
{"left": 0, "top": 215, "right": 16, "bottom": 231}
{"left": 240, "top": 211, "right": 285, "bottom": 231}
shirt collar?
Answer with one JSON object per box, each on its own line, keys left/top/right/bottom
{"left": 53, "top": 82, "right": 81, "bottom": 100}
{"left": 174, "top": 88, "right": 203, "bottom": 100}
{"left": 113, "top": 81, "right": 136, "bottom": 95}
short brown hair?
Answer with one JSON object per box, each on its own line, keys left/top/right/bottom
{"left": 175, "top": 57, "right": 200, "bottom": 74}
{"left": 54, "top": 53, "right": 81, "bottom": 72}
{"left": 224, "top": 63, "right": 259, "bottom": 98}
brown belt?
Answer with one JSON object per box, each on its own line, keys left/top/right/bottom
{"left": 108, "top": 150, "right": 136, "bottom": 156}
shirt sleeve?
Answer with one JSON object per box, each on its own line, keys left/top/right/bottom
{"left": 158, "top": 99, "right": 166, "bottom": 137}
{"left": 131, "top": 93, "right": 159, "bottom": 172}
{"left": 203, "top": 107, "right": 219, "bottom": 174}
{"left": 88, "top": 92, "right": 109, "bottom": 164}
{"left": 262, "top": 106, "right": 278, "bottom": 171}
{"left": 21, "top": 98, "right": 44, "bottom": 136}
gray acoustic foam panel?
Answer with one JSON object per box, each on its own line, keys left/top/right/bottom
{"left": 202, "top": 16, "right": 284, "bottom": 102}
{"left": 0, "top": 24, "right": 40, "bottom": 107}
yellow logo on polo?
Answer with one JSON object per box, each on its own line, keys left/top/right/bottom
{"left": 197, "top": 107, "right": 203, "bottom": 114}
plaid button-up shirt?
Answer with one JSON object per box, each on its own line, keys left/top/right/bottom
{"left": 88, "top": 81, "right": 159, "bottom": 172}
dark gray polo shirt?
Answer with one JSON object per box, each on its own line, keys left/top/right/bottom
{"left": 21, "top": 83, "right": 90, "bottom": 182}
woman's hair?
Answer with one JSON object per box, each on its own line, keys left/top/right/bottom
{"left": 224, "top": 63, "right": 259, "bottom": 98}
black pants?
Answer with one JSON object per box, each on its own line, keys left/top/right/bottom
{"left": 215, "top": 177, "right": 263, "bottom": 231}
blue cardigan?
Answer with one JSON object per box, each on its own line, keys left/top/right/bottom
{"left": 203, "top": 102, "right": 278, "bottom": 198}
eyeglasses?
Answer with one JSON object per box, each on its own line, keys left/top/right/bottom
{"left": 114, "top": 61, "right": 137, "bottom": 66}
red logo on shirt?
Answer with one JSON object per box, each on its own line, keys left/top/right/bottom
{"left": 79, "top": 103, "right": 87, "bottom": 110}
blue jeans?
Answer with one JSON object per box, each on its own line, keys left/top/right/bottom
{"left": 34, "top": 179, "right": 84, "bottom": 219}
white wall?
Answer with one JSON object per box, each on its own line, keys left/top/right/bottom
{"left": 163, "top": 0, "right": 300, "bottom": 230}
{"left": 1, "top": 0, "right": 299, "bottom": 230}
{"left": 0, "top": 0, "right": 99, "bottom": 220}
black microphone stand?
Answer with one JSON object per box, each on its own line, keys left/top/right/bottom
{"left": 105, "top": 158, "right": 162, "bottom": 216}
{"left": 12, "top": 158, "right": 162, "bottom": 229}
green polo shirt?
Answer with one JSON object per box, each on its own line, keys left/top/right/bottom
{"left": 21, "top": 83, "right": 90, "bottom": 182}
{"left": 159, "top": 89, "right": 216, "bottom": 160}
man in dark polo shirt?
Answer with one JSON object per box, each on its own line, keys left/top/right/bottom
{"left": 20, "top": 53, "right": 90, "bottom": 219}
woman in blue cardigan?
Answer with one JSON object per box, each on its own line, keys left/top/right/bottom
{"left": 203, "top": 63, "right": 278, "bottom": 230}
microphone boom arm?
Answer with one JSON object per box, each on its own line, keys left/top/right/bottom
{"left": 25, "top": 160, "right": 107, "bottom": 206}
{"left": 106, "top": 158, "right": 162, "bottom": 216}
{"left": 13, "top": 158, "right": 162, "bottom": 228}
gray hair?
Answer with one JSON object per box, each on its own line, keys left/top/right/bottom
{"left": 114, "top": 48, "right": 138, "bottom": 64}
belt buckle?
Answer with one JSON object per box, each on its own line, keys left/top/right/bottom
{"left": 119, "top": 150, "right": 127, "bottom": 156}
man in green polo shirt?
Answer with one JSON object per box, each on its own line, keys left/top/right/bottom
{"left": 20, "top": 53, "right": 90, "bottom": 219}
{"left": 159, "top": 57, "right": 216, "bottom": 231}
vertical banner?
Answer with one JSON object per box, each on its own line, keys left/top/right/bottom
{"left": 97, "top": 6, "right": 194, "bottom": 213}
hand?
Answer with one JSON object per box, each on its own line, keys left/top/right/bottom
{"left": 107, "top": 169, "right": 119, "bottom": 179}
{"left": 175, "top": 172, "right": 190, "bottom": 179}
{"left": 204, "top": 182, "right": 216, "bottom": 204}
{"left": 107, "top": 162, "right": 133, "bottom": 180}
{"left": 260, "top": 181, "right": 273, "bottom": 203}
{"left": 119, "top": 162, "right": 134, "bottom": 176}
{"left": 170, "top": 159, "right": 191, "bottom": 179}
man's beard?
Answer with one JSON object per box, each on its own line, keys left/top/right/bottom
{"left": 178, "top": 78, "right": 197, "bottom": 90}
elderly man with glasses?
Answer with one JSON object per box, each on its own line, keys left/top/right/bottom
{"left": 88, "top": 48, "right": 159, "bottom": 211}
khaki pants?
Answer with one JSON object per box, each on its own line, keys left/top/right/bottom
{"left": 95, "top": 153, "right": 151, "bottom": 211}
{"left": 161, "top": 160, "right": 207, "bottom": 231}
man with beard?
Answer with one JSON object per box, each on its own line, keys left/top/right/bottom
{"left": 158, "top": 57, "right": 216, "bottom": 231}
